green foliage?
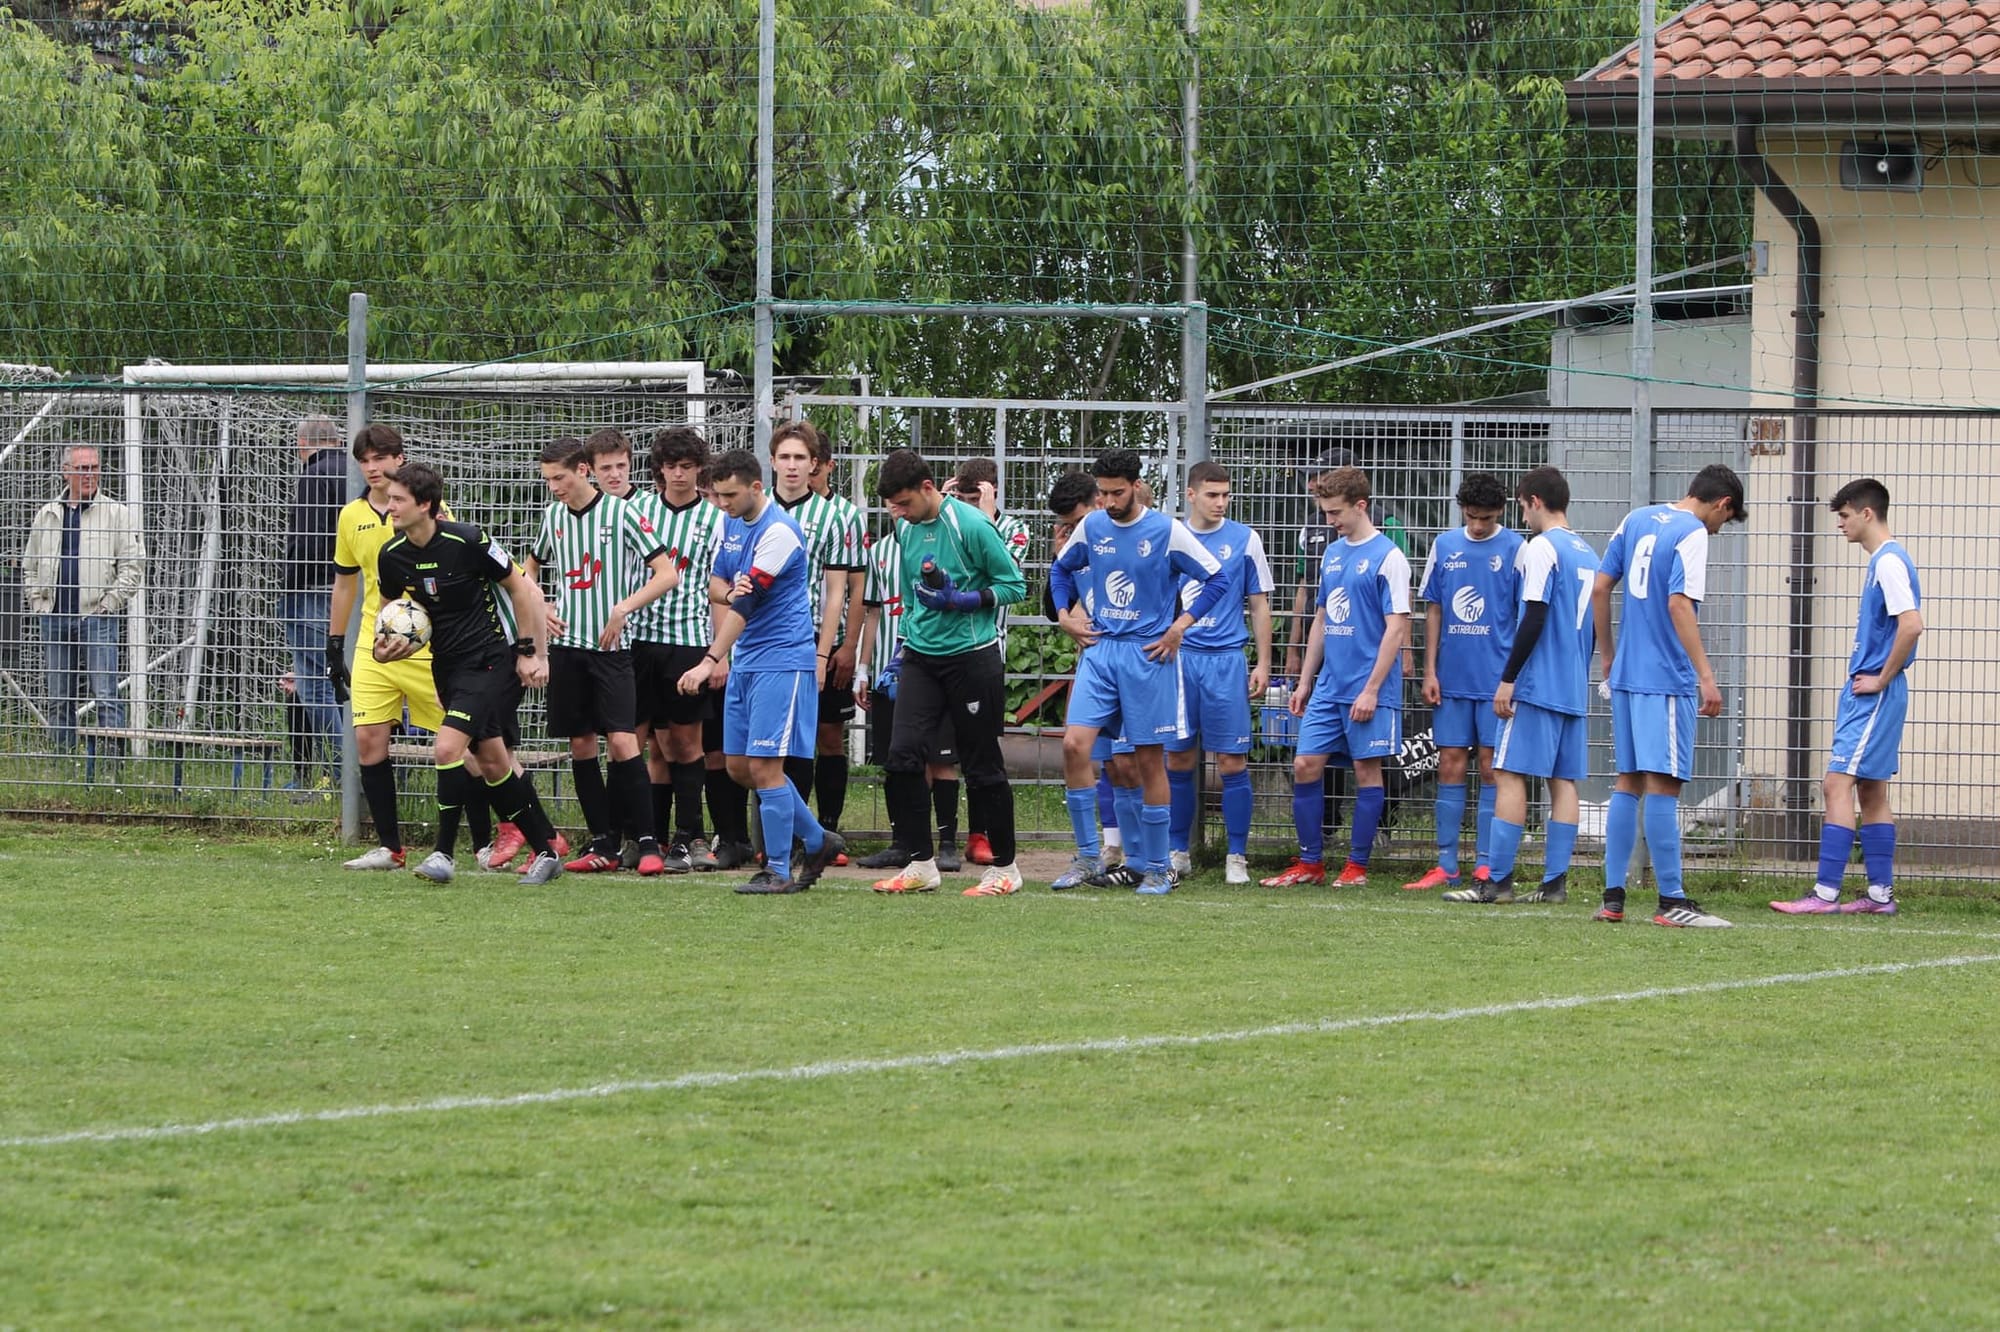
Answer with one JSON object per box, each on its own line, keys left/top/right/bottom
{"left": 1003, "top": 620, "right": 1076, "bottom": 723}
{"left": 0, "top": 0, "right": 1746, "bottom": 398}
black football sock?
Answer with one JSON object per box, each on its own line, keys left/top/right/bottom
{"left": 707, "top": 765, "right": 749, "bottom": 845}
{"left": 784, "top": 756, "right": 815, "bottom": 805}
{"left": 435, "top": 760, "right": 476, "bottom": 858}
{"left": 671, "top": 759, "right": 706, "bottom": 843}
{"left": 652, "top": 780, "right": 675, "bottom": 844}
{"left": 571, "top": 755, "right": 612, "bottom": 849}
{"left": 360, "top": 758, "right": 402, "bottom": 851}
{"left": 886, "top": 768, "right": 935, "bottom": 861}
{"left": 932, "top": 777, "right": 961, "bottom": 843}
{"left": 465, "top": 773, "right": 493, "bottom": 850}
{"left": 609, "top": 755, "right": 655, "bottom": 844}
{"left": 814, "top": 754, "right": 848, "bottom": 832}
{"left": 489, "top": 772, "right": 554, "bottom": 855}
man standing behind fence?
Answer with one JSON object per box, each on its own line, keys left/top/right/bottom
{"left": 280, "top": 416, "right": 347, "bottom": 790}
{"left": 25, "top": 444, "right": 145, "bottom": 752}
{"left": 868, "top": 450, "right": 1029, "bottom": 897}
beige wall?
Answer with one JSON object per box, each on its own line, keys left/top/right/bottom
{"left": 1731, "top": 138, "right": 2000, "bottom": 849}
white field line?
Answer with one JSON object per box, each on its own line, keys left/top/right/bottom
{"left": 6, "top": 952, "right": 1999, "bottom": 1151}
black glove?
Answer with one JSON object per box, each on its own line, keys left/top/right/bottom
{"left": 326, "top": 634, "right": 350, "bottom": 705}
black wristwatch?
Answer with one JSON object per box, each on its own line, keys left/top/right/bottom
{"left": 513, "top": 637, "right": 538, "bottom": 658}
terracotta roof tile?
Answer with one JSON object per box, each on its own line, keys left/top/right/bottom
{"left": 1583, "top": 0, "right": 2000, "bottom": 86}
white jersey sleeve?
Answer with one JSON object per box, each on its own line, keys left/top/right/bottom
{"left": 1380, "top": 546, "right": 1413, "bottom": 615}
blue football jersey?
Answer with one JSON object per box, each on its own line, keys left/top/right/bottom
{"left": 1851, "top": 540, "right": 1920, "bottom": 677}
{"left": 1419, "top": 525, "right": 1523, "bottom": 699}
{"left": 1179, "top": 519, "right": 1275, "bottom": 651}
{"left": 1052, "top": 507, "right": 1225, "bottom": 641}
{"left": 711, "top": 499, "right": 816, "bottom": 672}
{"left": 1513, "top": 528, "right": 1601, "bottom": 717}
{"left": 1599, "top": 503, "right": 1710, "bottom": 696}
{"left": 1316, "top": 531, "right": 1413, "bottom": 704}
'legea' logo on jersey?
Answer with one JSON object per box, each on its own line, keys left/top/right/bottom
{"left": 1452, "top": 586, "right": 1486, "bottom": 623}
{"left": 1104, "top": 570, "right": 1138, "bottom": 608}
{"left": 1325, "top": 588, "right": 1351, "bottom": 624}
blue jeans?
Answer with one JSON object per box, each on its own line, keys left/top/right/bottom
{"left": 41, "top": 613, "right": 123, "bottom": 749}
{"left": 280, "top": 589, "right": 342, "bottom": 770}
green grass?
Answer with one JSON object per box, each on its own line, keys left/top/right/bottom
{"left": 5, "top": 822, "right": 2000, "bottom": 1328}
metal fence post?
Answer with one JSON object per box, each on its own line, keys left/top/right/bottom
{"left": 1183, "top": 300, "right": 1209, "bottom": 473}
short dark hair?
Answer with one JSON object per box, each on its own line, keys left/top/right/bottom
{"left": 582, "top": 428, "right": 631, "bottom": 464}
{"left": 877, "top": 449, "right": 934, "bottom": 499}
{"left": 709, "top": 448, "right": 763, "bottom": 488}
{"left": 1186, "top": 460, "right": 1230, "bottom": 488}
{"left": 1092, "top": 448, "right": 1142, "bottom": 482}
{"left": 539, "top": 436, "right": 588, "bottom": 469}
{"left": 390, "top": 461, "right": 444, "bottom": 516}
{"left": 953, "top": 456, "right": 998, "bottom": 490}
{"left": 1515, "top": 465, "right": 1569, "bottom": 514}
{"left": 1313, "top": 466, "right": 1370, "bottom": 504}
{"left": 1456, "top": 471, "right": 1509, "bottom": 512}
{"left": 1048, "top": 470, "right": 1098, "bottom": 516}
{"left": 1830, "top": 477, "right": 1890, "bottom": 520}
{"left": 351, "top": 423, "right": 404, "bottom": 462}
{"left": 770, "top": 419, "right": 827, "bottom": 463}
{"left": 1687, "top": 463, "right": 1747, "bottom": 524}
{"left": 649, "top": 426, "right": 708, "bottom": 476}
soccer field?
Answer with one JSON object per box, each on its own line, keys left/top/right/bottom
{"left": 5, "top": 825, "right": 1998, "bottom": 1328}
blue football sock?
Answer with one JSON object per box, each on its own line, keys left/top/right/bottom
{"left": 1351, "top": 785, "right": 1386, "bottom": 867}
{"left": 1221, "top": 769, "right": 1253, "bottom": 856}
{"left": 1544, "top": 820, "right": 1580, "bottom": 880}
{"left": 757, "top": 784, "right": 795, "bottom": 879}
{"left": 1488, "top": 816, "right": 1524, "bottom": 881}
{"left": 1605, "top": 790, "right": 1640, "bottom": 890}
{"left": 1096, "top": 771, "right": 1118, "bottom": 831}
{"left": 1293, "top": 780, "right": 1324, "bottom": 864}
{"left": 1817, "top": 823, "right": 1857, "bottom": 891}
{"left": 1167, "top": 767, "right": 1197, "bottom": 854}
{"left": 1644, "top": 793, "right": 1683, "bottom": 899}
{"left": 1113, "top": 786, "right": 1144, "bottom": 855}
{"left": 788, "top": 780, "right": 825, "bottom": 855}
{"left": 1859, "top": 822, "right": 1897, "bottom": 887}
{"left": 1140, "top": 802, "right": 1171, "bottom": 873}
{"left": 1065, "top": 787, "right": 1101, "bottom": 861}
{"left": 1434, "top": 782, "right": 1466, "bottom": 875}
{"left": 1475, "top": 782, "right": 1497, "bottom": 870}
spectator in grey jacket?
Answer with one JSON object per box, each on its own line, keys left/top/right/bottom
{"left": 24, "top": 445, "right": 145, "bottom": 749}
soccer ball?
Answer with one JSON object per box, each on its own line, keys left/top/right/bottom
{"left": 376, "top": 596, "right": 432, "bottom": 650}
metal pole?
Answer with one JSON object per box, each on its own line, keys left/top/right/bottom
{"left": 1630, "top": 0, "right": 1658, "bottom": 509}
{"left": 1183, "top": 0, "right": 1199, "bottom": 310}
{"left": 753, "top": 0, "right": 776, "bottom": 467}
{"left": 340, "top": 292, "right": 368, "bottom": 843}
{"left": 1183, "top": 301, "right": 1208, "bottom": 467}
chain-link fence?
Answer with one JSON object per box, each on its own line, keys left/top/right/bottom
{"left": 2, "top": 387, "right": 1991, "bottom": 878}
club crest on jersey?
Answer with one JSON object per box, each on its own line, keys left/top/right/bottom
{"left": 1356, "top": 558, "right": 1371, "bottom": 575}
{"left": 1103, "top": 570, "right": 1138, "bottom": 608}
{"left": 1490, "top": 554, "right": 1504, "bottom": 572}
{"left": 1138, "top": 538, "right": 1153, "bottom": 558}
{"left": 1218, "top": 543, "right": 1233, "bottom": 561}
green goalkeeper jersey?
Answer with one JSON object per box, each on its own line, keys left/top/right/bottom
{"left": 895, "top": 496, "right": 1027, "bottom": 658}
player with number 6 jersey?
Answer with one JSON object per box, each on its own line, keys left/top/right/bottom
{"left": 1591, "top": 463, "right": 1746, "bottom": 928}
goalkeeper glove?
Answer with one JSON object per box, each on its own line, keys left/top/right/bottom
{"left": 326, "top": 634, "right": 350, "bottom": 705}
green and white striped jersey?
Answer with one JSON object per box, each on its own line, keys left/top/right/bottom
{"left": 612, "top": 487, "right": 719, "bottom": 647}
{"left": 991, "top": 509, "right": 1031, "bottom": 648}
{"left": 862, "top": 528, "right": 905, "bottom": 680}
{"left": 775, "top": 489, "right": 866, "bottom": 646}
{"left": 531, "top": 492, "right": 667, "bottom": 652}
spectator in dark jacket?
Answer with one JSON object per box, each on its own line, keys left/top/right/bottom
{"left": 282, "top": 415, "right": 348, "bottom": 784}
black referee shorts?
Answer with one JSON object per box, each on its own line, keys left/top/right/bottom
{"left": 633, "top": 641, "right": 709, "bottom": 729}
{"left": 546, "top": 645, "right": 638, "bottom": 738}
{"left": 437, "top": 659, "right": 526, "bottom": 744}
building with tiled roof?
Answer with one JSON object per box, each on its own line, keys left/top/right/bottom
{"left": 1569, "top": 2, "right": 2000, "bottom": 856}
